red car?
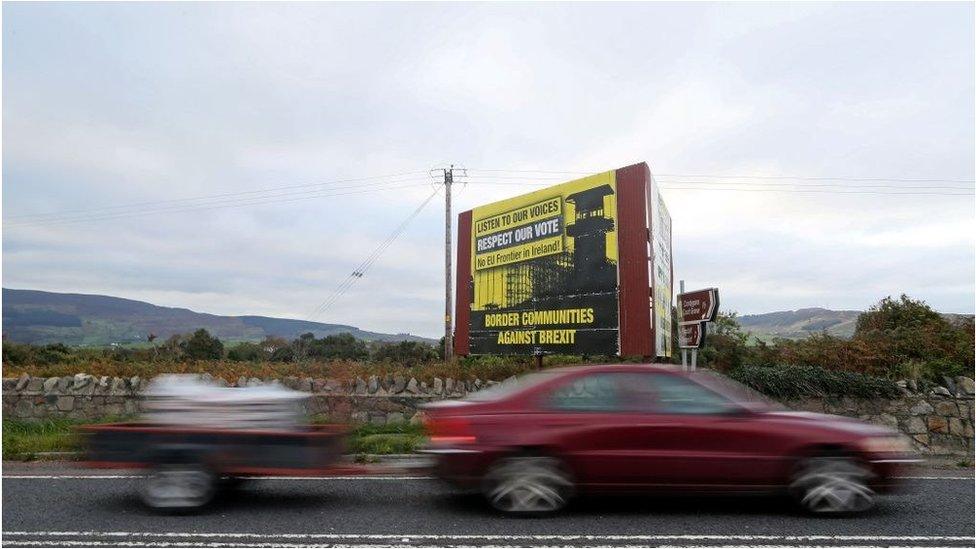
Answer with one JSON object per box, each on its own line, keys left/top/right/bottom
{"left": 421, "top": 364, "right": 916, "bottom": 516}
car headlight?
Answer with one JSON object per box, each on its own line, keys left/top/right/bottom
{"left": 860, "top": 436, "right": 912, "bottom": 454}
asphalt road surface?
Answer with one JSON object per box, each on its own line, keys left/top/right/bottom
{"left": 2, "top": 464, "right": 973, "bottom": 548}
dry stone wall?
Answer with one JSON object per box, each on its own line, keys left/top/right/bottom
{"left": 3, "top": 373, "right": 974, "bottom": 456}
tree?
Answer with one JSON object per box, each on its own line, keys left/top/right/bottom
{"left": 227, "top": 341, "right": 266, "bottom": 361}
{"left": 183, "top": 329, "right": 224, "bottom": 360}
{"left": 698, "top": 312, "right": 750, "bottom": 371}
{"left": 853, "top": 294, "right": 973, "bottom": 380}
{"left": 306, "top": 333, "right": 369, "bottom": 360}
{"left": 371, "top": 340, "right": 438, "bottom": 367}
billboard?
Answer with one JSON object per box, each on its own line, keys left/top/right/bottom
{"left": 649, "top": 175, "right": 673, "bottom": 358}
{"left": 455, "top": 162, "right": 671, "bottom": 358}
{"left": 469, "top": 171, "right": 619, "bottom": 354}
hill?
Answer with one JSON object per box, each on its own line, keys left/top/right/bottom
{"left": 1, "top": 288, "right": 435, "bottom": 346}
{"left": 739, "top": 307, "right": 973, "bottom": 340}
{"left": 738, "top": 308, "right": 861, "bottom": 340}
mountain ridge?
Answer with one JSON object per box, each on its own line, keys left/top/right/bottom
{"left": 1, "top": 288, "right": 435, "bottom": 346}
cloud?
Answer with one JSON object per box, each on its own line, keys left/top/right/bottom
{"left": 3, "top": 2, "right": 974, "bottom": 338}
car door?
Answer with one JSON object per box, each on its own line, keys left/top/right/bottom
{"left": 529, "top": 372, "right": 665, "bottom": 488}
{"left": 618, "top": 372, "right": 784, "bottom": 488}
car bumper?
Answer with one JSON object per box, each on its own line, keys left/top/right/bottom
{"left": 866, "top": 455, "right": 924, "bottom": 492}
{"left": 419, "top": 445, "right": 498, "bottom": 489}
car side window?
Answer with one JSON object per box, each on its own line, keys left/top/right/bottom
{"left": 617, "top": 373, "right": 737, "bottom": 415}
{"left": 647, "top": 374, "right": 737, "bottom": 415}
{"left": 545, "top": 374, "right": 621, "bottom": 412}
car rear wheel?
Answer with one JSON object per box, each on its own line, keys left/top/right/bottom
{"left": 483, "top": 456, "right": 573, "bottom": 516}
{"left": 140, "top": 463, "right": 217, "bottom": 511}
{"left": 790, "top": 456, "right": 875, "bottom": 515}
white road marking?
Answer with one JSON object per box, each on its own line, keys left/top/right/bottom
{"left": 897, "top": 476, "right": 973, "bottom": 480}
{"left": 4, "top": 538, "right": 972, "bottom": 549}
{"left": 4, "top": 532, "right": 974, "bottom": 542}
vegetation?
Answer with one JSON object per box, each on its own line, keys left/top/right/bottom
{"left": 3, "top": 418, "right": 94, "bottom": 460}
{"left": 2, "top": 418, "right": 426, "bottom": 461}
{"left": 727, "top": 365, "right": 901, "bottom": 400}
{"left": 3, "top": 294, "right": 971, "bottom": 390}
{"left": 345, "top": 422, "right": 427, "bottom": 456}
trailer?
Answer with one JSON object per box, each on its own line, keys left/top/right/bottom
{"left": 82, "top": 422, "right": 353, "bottom": 511}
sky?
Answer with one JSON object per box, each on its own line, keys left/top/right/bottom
{"left": 2, "top": 2, "right": 974, "bottom": 339}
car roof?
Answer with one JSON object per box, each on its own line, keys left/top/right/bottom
{"left": 542, "top": 363, "right": 688, "bottom": 375}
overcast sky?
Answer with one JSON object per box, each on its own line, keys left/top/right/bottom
{"left": 3, "top": 2, "right": 974, "bottom": 338}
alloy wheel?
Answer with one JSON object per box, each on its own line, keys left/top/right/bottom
{"left": 790, "top": 457, "right": 875, "bottom": 514}
{"left": 484, "top": 456, "right": 573, "bottom": 515}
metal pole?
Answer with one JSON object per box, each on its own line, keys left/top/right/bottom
{"left": 679, "top": 279, "right": 687, "bottom": 371}
{"left": 444, "top": 166, "right": 454, "bottom": 361}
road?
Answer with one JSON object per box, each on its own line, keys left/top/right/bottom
{"left": 2, "top": 464, "right": 973, "bottom": 548}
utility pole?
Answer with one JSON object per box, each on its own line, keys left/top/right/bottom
{"left": 444, "top": 165, "right": 454, "bottom": 361}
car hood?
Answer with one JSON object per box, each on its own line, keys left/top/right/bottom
{"left": 759, "top": 410, "right": 896, "bottom": 437}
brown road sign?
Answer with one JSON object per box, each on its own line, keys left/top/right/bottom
{"left": 678, "top": 288, "right": 719, "bottom": 325}
{"left": 679, "top": 323, "right": 705, "bottom": 349}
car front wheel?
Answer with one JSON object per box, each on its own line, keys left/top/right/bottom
{"left": 483, "top": 456, "right": 574, "bottom": 516}
{"left": 790, "top": 456, "right": 875, "bottom": 514}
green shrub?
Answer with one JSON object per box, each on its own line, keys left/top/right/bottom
{"left": 2, "top": 419, "right": 84, "bottom": 459}
{"left": 346, "top": 421, "right": 427, "bottom": 455}
{"left": 184, "top": 329, "right": 224, "bottom": 360}
{"left": 895, "top": 358, "right": 969, "bottom": 384}
{"left": 727, "top": 365, "right": 900, "bottom": 400}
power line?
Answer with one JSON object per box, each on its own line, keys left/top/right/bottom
{"left": 5, "top": 169, "right": 431, "bottom": 222}
{"left": 464, "top": 180, "right": 974, "bottom": 196}
{"left": 306, "top": 188, "right": 441, "bottom": 322}
{"left": 464, "top": 169, "right": 975, "bottom": 184}
{"left": 658, "top": 173, "right": 976, "bottom": 183}
{"left": 3, "top": 179, "right": 434, "bottom": 228}
{"left": 657, "top": 186, "right": 975, "bottom": 196}
{"left": 463, "top": 174, "right": 972, "bottom": 190}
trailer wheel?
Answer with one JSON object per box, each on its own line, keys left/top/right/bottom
{"left": 140, "top": 463, "right": 217, "bottom": 511}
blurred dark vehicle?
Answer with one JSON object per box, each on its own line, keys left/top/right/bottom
{"left": 421, "top": 364, "right": 917, "bottom": 516}
{"left": 82, "top": 375, "right": 349, "bottom": 511}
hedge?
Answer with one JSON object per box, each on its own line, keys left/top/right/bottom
{"left": 727, "top": 364, "right": 901, "bottom": 400}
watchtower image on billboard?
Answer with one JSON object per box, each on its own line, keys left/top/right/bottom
{"left": 455, "top": 162, "right": 672, "bottom": 359}
{"left": 468, "top": 171, "right": 620, "bottom": 354}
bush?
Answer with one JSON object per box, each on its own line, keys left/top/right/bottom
{"left": 183, "top": 329, "right": 224, "bottom": 360}
{"left": 370, "top": 341, "right": 438, "bottom": 367}
{"left": 853, "top": 294, "right": 974, "bottom": 376}
{"left": 346, "top": 421, "right": 427, "bottom": 455}
{"left": 698, "top": 313, "right": 750, "bottom": 371}
{"left": 307, "top": 333, "right": 369, "bottom": 361}
{"left": 895, "top": 358, "right": 968, "bottom": 385}
{"left": 226, "top": 342, "right": 267, "bottom": 362}
{"left": 727, "top": 365, "right": 901, "bottom": 400}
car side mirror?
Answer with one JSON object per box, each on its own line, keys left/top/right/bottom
{"left": 721, "top": 404, "right": 752, "bottom": 417}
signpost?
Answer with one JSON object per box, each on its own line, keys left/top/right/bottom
{"left": 678, "top": 323, "right": 704, "bottom": 348}
{"left": 677, "top": 284, "right": 720, "bottom": 371}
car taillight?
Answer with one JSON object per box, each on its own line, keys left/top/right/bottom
{"left": 426, "top": 416, "right": 476, "bottom": 445}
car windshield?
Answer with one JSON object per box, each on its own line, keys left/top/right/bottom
{"left": 465, "top": 371, "right": 560, "bottom": 402}
{"left": 689, "top": 370, "right": 786, "bottom": 411}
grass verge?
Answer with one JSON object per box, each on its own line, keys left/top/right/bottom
{"left": 2, "top": 418, "right": 87, "bottom": 460}
{"left": 2, "top": 418, "right": 427, "bottom": 461}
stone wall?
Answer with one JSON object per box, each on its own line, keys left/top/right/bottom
{"left": 3, "top": 373, "right": 974, "bottom": 455}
